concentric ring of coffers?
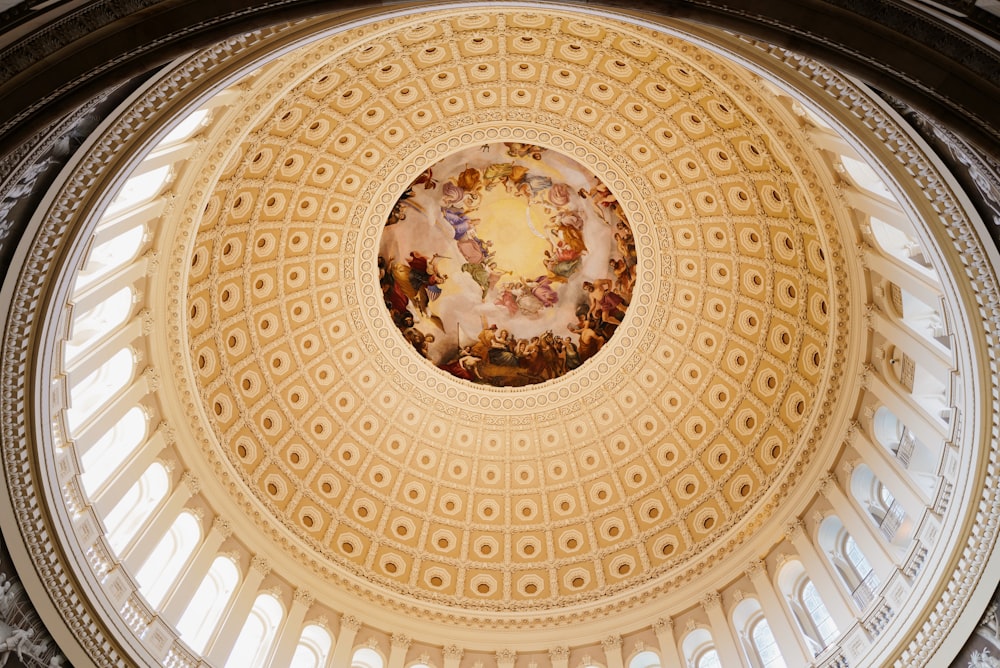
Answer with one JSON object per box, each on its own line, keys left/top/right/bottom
{"left": 182, "top": 8, "right": 844, "bottom": 613}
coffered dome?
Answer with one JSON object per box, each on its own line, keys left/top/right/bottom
{"left": 179, "top": 8, "right": 844, "bottom": 618}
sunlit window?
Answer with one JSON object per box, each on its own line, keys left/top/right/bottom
{"left": 74, "top": 224, "right": 147, "bottom": 291}
{"left": 104, "top": 461, "right": 169, "bottom": 553}
{"left": 159, "top": 109, "right": 211, "bottom": 147}
{"left": 66, "top": 347, "right": 135, "bottom": 430}
{"left": 802, "top": 580, "right": 838, "bottom": 646}
{"left": 225, "top": 594, "right": 284, "bottom": 668}
{"left": 289, "top": 624, "right": 333, "bottom": 668}
{"left": 352, "top": 647, "right": 385, "bottom": 668}
{"left": 697, "top": 649, "right": 721, "bottom": 668}
{"left": 751, "top": 618, "right": 785, "bottom": 668}
{"left": 105, "top": 166, "right": 172, "bottom": 217}
{"left": 841, "top": 156, "right": 894, "bottom": 201}
{"left": 65, "top": 286, "right": 134, "bottom": 361}
{"left": 628, "top": 650, "right": 660, "bottom": 668}
{"left": 134, "top": 511, "right": 201, "bottom": 607}
{"left": 176, "top": 556, "right": 240, "bottom": 652}
{"left": 79, "top": 405, "right": 147, "bottom": 495}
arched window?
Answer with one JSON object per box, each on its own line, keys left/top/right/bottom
{"left": 74, "top": 223, "right": 147, "bottom": 291}
{"left": 776, "top": 559, "right": 839, "bottom": 653}
{"left": 176, "top": 556, "right": 239, "bottom": 652}
{"left": 871, "top": 406, "right": 938, "bottom": 494}
{"left": 628, "top": 650, "right": 661, "bottom": 668}
{"left": 103, "top": 461, "right": 169, "bottom": 553}
{"left": 818, "top": 516, "right": 880, "bottom": 610}
{"left": 159, "top": 109, "right": 211, "bottom": 147}
{"left": 225, "top": 593, "right": 284, "bottom": 668}
{"left": 66, "top": 347, "right": 135, "bottom": 430}
{"left": 801, "top": 580, "right": 838, "bottom": 646}
{"left": 105, "top": 165, "right": 172, "bottom": 217}
{"left": 733, "top": 598, "right": 786, "bottom": 668}
{"left": 849, "top": 464, "right": 910, "bottom": 546}
{"left": 840, "top": 156, "right": 895, "bottom": 201}
{"left": 79, "top": 405, "right": 147, "bottom": 495}
{"left": 352, "top": 647, "right": 385, "bottom": 668}
{"left": 65, "top": 285, "right": 134, "bottom": 361}
{"left": 134, "top": 510, "right": 201, "bottom": 607}
{"left": 290, "top": 623, "right": 333, "bottom": 668}
{"left": 681, "top": 628, "right": 718, "bottom": 668}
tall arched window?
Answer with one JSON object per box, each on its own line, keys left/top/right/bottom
{"left": 818, "top": 516, "right": 880, "bottom": 610}
{"left": 73, "top": 223, "right": 148, "bottom": 291}
{"left": 733, "top": 598, "right": 786, "bottom": 668}
{"left": 777, "top": 559, "right": 839, "bottom": 653}
{"left": 66, "top": 347, "right": 135, "bottom": 430}
{"left": 850, "top": 464, "right": 911, "bottom": 546}
{"left": 134, "top": 510, "right": 201, "bottom": 607}
{"left": 103, "top": 460, "right": 169, "bottom": 553}
{"left": 871, "top": 406, "right": 938, "bottom": 494}
{"left": 176, "top": 556, "right": 240, "bottom": 652}
{"left": 65, "top": 285, "right": 134, "bottom": 361}
{"left": 224, "top": 593, "right": 284, "bottom": 668}
{"left": 681, "top": 628, "right": 718, "bottom": 668}
{"left": 290, "top": 624, "right": 333, "bottom": 668}
{"left": 628, "top": 650, "right": 661, "bottom": 668}
{"left": 79, "top": 405, "right": 147, "bottom": 495}
{"left": 352, "top": 647, "right": 385, "bottom": 668}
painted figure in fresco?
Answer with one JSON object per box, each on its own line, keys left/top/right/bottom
{"left": 569, "top": 315, "right": 605, "bottom": 362}
{"left": 504, "top": 142, "right": 546, "bottom": 160}
{"left": 583, "top": 279, "right": 628, "bottom": 326}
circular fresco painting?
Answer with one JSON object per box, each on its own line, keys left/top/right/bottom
{"left": 379, "top": 143, "right": 636, "bottom": 387}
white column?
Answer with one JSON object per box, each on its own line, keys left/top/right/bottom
{"left": 819, "top": 474, "right": 895, "bottom": 580}
{"left": 205, "top": 555, "right": 270, "bottom": 665}
{"left": 872, "top": 308, "right": 952, "bottom": 378}
{"left": 91, "top": 198, "right": 166, "bottom": 248}
{"left": 654, "top": 617, "right": 684, "bottom": 668}
{"left": 863, "top": 248, "right": 941, "bottom": 301}
{"left": 160, "top": 517, "right": 231, "bottom": 623}
{"left": 852, "top": 429, "right": 930, "bottom": 515}
{"left": 269, "top": 589, "right": 314, "bottom": 666}
{"left": 72, "top": 256, "right": 153, "bottom": 313}
{"left": 602, "top": 635, "right": 624, "bottom": 668}
{"left": 784, "top": 521, "right": 856, "bottom": 634}
{"left": 386, "top": 633, "right": 411, "bottom": 668}
{"left": 702, "top": 591, "right": 744, "bottom": 668}
{"left": 90, "top": 422, "right": 168, "bottom": 516}
{"left": 549, "top": 646, "right": 569, "bottom": 668}
{"left": 121, "top": 471, "right": 199, "bottom": 571}
{"left": 326, "top": 615, "right": 361, "bottom": 668}
{"left": 846, "top": 190, "right": 916, "bottom": 237}
{"left": 746, "top": 559, "right": 812, "bottom": 665}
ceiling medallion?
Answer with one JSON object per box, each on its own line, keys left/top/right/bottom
{"left": 378, "top": 142, "right": 636, "bottom": 387}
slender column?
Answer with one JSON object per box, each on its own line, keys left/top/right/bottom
{"left": 846, "top": 190, "right": 915, "bottom": 236}
{"left": 867, "top": 372, "right": 948, "bottom": 446}
{"left": 862, "top": 247, "right": 941, "bottom": 300}
{"left": 121, "top": 472, "right": 199, "bottom": 571}
{"left": 90, "top": 421, "right": 168, "bottom": 516}
{"left": 819, "top": 474, "right": 895, "bottom": 579}
{"left": 746, "top": 560, "right": 812, "bottom": 665}
{"left": 269, "top": 589, "right": 314, "bottom": 666}
{"left": 497, "top": 649, "right": 516, "bottom": 668}
{"left": 784, "top": 521, "right": 856, "bottom": 633}
{"left": 72, "top": 255, "right": 153, "bottom": 313}
{"left": 549, "top": 646, "right": 569, "bottom": 668}
{"left": 654, "top": 617, "right": 684, "bottom": 668}
{"left": 851, "top": 429, "right": 930, "bottom": 514}
{"left": 602, "top": 635, "right": 624, "bottom": 668}
{"left": 702, "top": 591, "right": 744, "bottom": 668}
{"left": 160, "top": 517, "right": 231, "bottom": 623}
{"left": 204, "top": 556, "right": 270, "bottom": 665}
{"left": 326, "top": 615, "right": 361, "bottom": 668}
{"left": 136, "top": 138, "right": 197, "bottom": 174}
{"left": 386, "top": 633, "right": 411, "bottom": 668}
{"left": 872, "top": 308, "right": 952, "bottom": 376}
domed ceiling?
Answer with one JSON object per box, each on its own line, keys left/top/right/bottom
{"left": 180, "top": 8, "right": 847, "bottom": 622}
